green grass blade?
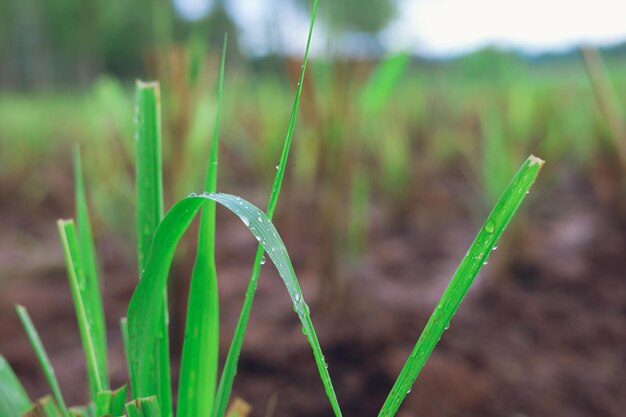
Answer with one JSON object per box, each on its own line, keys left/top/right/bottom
{"left": 213, "top": 2, "right": 320, "bottom": 416}
{"left": 377, "top": 155, "right": 544, "bottom": 417}
{"left": 24, "top": 396, "right": 63, "bottom": 417}
{"left": 125, "top": 397, "right": 160, "bottom": 417}
{"left": 127, "top": 192, "right": 342, "bottom": 417}
{"left": 360, "top": 51, "right": 410, "bottom": 115}
{"left": 96, "top": 385, "right": 127, "bottom": 417}
{"left": 57, "top": 219, "right": 105, "bottom": 401}
{"left": 0, "top": 354, "right": 31, "bottom": 417}
{"left": 119, "top": 318, "right": 134, "bottom": 386}
{"left": 16, "top": 305, "right": 71, "bottom": 417}
{"left": 177, "top": 34, "right": 227, "bottom": 417}
{"left": 133, "top": 81, "right": 171, "bottom": 417}
{"left": 72, "top": 146, "right": 108, "bottom": 391}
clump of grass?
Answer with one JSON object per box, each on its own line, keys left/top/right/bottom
{"left": 0, "top": 1, "right": 544, "bottom": 416}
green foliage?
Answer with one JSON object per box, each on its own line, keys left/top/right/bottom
{"left": 1, "top": 3, "right": 547, "bottom": 417}
{"left": 0, "top": 354, "right": 31, "bottom": 417}
{"left": 57, "top": 219, "right": 106, "bottom": 400}
{"left": 16, "top": 306, "right": 71, "bottom": 417}
{"left": 378, "top": 156, "right": 544, "bottom": 417}
{"left": 177, "top": 35, "right": 227, "bottom": 417}
{"left": 132, "top": 81, "right": 172, "bottom": 417}
{"left": 96, "top": 385, "right": 127, "bottom": 417}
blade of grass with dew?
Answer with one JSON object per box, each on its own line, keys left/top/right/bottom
{"left": 57, "top": 219, "right": 104, "bottom": 401}
{"left": 0, "top": 354, "right": 31, "bottom": 417}
{"left": 16, "top": 306, "right": 71, "bottom": 417}
{"left": 127, "top": 192, "right": 342, "bottom": 417}
{"left": 72, "top": 146, "right": 108, "bottom": 392}
{"left": 177, "top": 34, "right": 227, "bottom": 417}
{"left": 377, "top": 155, "right": 544, "bottom": 417}
{"left": 213, "top": 2, "right": 321, "bottom": 416}
{"left": 132, "top": 81, "right": 172, "bottom": 417}
{"left": 126, "top": 397, "right": 161, "bottom": 417}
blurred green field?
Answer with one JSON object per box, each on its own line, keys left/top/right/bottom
{"left": 1, "top": 50, "right": 624, "bottom": 217}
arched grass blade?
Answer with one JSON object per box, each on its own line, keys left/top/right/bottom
{"left": 127, "top": 192, "right": 342, "bottom": 417}
{"left": 133, "top": 81, "right": 171, "bottom": 417}
{"left": 72, "top": 146, "right": 108, "bottom": 393}
{"left": 377, "top": 155, "right": 544, "bottom": 417}
{"left": 16, "top": 305, "right": 71, "bottom": 417}
{"left": 177, "top": 34, "right": 227, "bottom": 417}
{"left": 213, "top": 2, "right": 320, "bottom": 416}
{"left": 0, "top": 354, "right": 31, "bottom": 417}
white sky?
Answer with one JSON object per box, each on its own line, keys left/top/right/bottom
{"left": 174, "top": 0, "right": 626, "bottom": 57}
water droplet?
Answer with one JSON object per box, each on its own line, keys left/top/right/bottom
{"left": 483, "top": 260, "right": 489, "bottom": 265}
{"left": 485, "top": 220, "right": 496, "bottom": 234}
{"left": 257, "top": 216, "right": 263, "bottom": 222}
{"left": 188, "top": 192, "right": 197, "bottom": 197}
{"left": 260, "top": 256, "right": 266, "bottom": 265}
{"left": 294, "top": 294, "right": 300, "bottom": 302}
{"left": 492, "top": 245, "right": 498, "bottom": 251}
{"left": 255, "top": 235, "right": 261, "bottom": 241}
{"left": 241, "top": 216, "right": 250, "bottom": 227}
{"left": 275, "top": 161, "right": 280, "bottom": 170}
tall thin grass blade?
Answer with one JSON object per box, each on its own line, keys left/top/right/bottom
{"left": 16, "top": 306, "right": 71, "bottom": 417}
{"left": 72, "top": 146, "right": 108, "bottom": 392}
{"left": 377, "top": 155, "right": 544, "bottom": 417}
{"left": 177, "top": 34, "right": 227, "bottom": 417}
{"left": 127, "top": 192, "right": 342, "bottom": 417}
{"left": 57, "top": 219, "right": 105, "bottom": 401}
{"left": 132, "top": 81, "right": 171, "bottom": 417}
{"left": 213, "top": 2, "right": 320, "bottom": 416}
{"left": 0, "top": 354, "right": 31, "bottom": 417}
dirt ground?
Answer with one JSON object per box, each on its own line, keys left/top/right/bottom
{"left": 1, "top": 164, "right": 625, "bottom": 417}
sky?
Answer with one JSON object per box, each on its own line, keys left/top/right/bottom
{"left": 174, "top": 0, "right": 626, "bottom": 57}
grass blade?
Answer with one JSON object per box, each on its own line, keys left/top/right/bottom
{"left": 96, "top": 385, "right": 127, "bottom": 417}
{"left": 16, "top": 305, "right": 71, "bottom": 417}
{"left": 177, "top": 34, "right": 227, "bottom": 417}
{"left": 24, "top": 396, "right": 63, "bottom": 417}
{"left": 120, "top": 318, "right": 134, "bottom": 387}
{"left": 126, "top": 396, "right": 160, "bottom": 417}
{"left": 0, "top": 354, "right": 31, "bottom": 417}
{"left": 127, "top": 192, "right": 342, "bottom": 417}
{"left": 57, "top": 220, "right": 105, "bottom": 401}
{"left": 360, "top": 51, "right": 410, "bottom": 115}
{"left": 213, "top": 2, "right": 320, "bottom": 416}
{"left": 133, "top": 81, "right": 171, "bottom": 417}
{"left": 72, "top": 146, "right": 108, "bottom": 392}
{"left": 377, "top": 155, "right": 544, "bottom": 417}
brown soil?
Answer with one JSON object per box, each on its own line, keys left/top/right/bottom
{"left": 1, "top": 166, "right": 625, "bottom": 417}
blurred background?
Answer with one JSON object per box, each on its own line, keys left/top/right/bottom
{"left": 1, "top": 0, "right": 625, "bottom": 416}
